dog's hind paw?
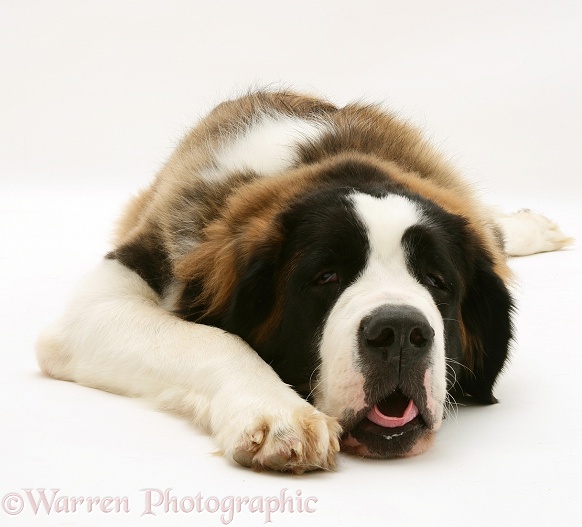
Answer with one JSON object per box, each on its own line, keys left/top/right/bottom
{"left": 496, "top": 209, "right": 574, "bottom": 257}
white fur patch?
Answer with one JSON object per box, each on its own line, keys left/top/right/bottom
{"left": 315, "top": 193, "right": 446, "bottom": 428}
{"left": 207, "top": 113, "right": 328, "bottom": 179}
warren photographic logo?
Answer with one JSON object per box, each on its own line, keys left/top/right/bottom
{"left": 1, "top": 487, "right": 318, "bottom": 524}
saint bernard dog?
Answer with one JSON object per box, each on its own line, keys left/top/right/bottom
{"left": 37, "top": 90, "right": 572, "bottom": 473}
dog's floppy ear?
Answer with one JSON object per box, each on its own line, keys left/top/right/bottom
{"left": 219, "top": 242, "right": 280, "bottom": 344}
{"left": 458, "top": 252, "right": 514, "bottom": 404}
{"left": 174, "top": 215, "right": 284, "bottom": 345}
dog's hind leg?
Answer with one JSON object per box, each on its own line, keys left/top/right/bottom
{"left": 494, "top": 209, "right": 573, "bottom": 257}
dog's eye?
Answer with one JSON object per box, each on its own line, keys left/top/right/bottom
{"left": 316, "top": 272, "right": 339, "bottom": 285}
{"left": 423, "top": 272, "right": 447, "bottom": 290}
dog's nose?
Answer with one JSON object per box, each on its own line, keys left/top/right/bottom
{"left": 359, "top": 305, "right": 434, "bottom": 363}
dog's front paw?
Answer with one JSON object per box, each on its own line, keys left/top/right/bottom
{"left": 222, "top": 405, "right": 341, "bottom": 474}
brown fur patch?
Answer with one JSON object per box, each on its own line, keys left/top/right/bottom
{"left": 174, "top": 166, "right": 317, "bottom": 320}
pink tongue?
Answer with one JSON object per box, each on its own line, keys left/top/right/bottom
{"left": 367, "top": 399, "right": 419, "bottom": 428}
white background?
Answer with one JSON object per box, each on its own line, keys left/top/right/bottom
{"left": 1, "top": 1, "right": 581, "bottom": 526}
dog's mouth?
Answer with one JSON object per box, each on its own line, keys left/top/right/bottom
{"left": 369, "top": 390, "right": 420, "bottom": 429}
{"left": 341, "top": 388, "right": 430, "bottom": 457}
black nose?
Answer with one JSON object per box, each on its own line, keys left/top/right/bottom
{"left": 359, "top": 305, "right": 434, "bottom": 364}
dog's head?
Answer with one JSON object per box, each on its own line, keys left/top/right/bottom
{"left": 176, "top": 155, "right": 513, "bottom": 459}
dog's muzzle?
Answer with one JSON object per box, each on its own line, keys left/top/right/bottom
{"left": 341, "top": 304, "right": 439, "bottom": 458}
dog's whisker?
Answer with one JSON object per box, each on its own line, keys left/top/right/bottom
{"left": 306, "top": 364, "right": 323, "bottom": 401}
{"left": 445, "top": 357, "right": 475, "bottom": 377}
{"left": 443, "top": 392, "right": 460, "bottom": 423}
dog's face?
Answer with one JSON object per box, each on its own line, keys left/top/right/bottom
{"left": 177, "top": 158, "right": 513, "bottom": 459}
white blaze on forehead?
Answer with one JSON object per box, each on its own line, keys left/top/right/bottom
{"left": 334, "top": 193, "right": 429, "bottom": 320}
{"left": 208, "top": 113, "right": 329, "bottom": 179}
{"left": 352, "top": 192, "right": 420, "bottom": 264}
{"left": 316, "top": 192, "right": 446, "bottom": 430}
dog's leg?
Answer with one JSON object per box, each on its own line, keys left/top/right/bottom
{"left": 36, "top": 258, "right": 340, "bottom": 473}
{"left": 494, "top": 209, "right": 573, "bottom": 257}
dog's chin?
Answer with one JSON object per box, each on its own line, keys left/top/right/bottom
{"left": 341, "top": 418, "right": 435, "bottom": 458}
